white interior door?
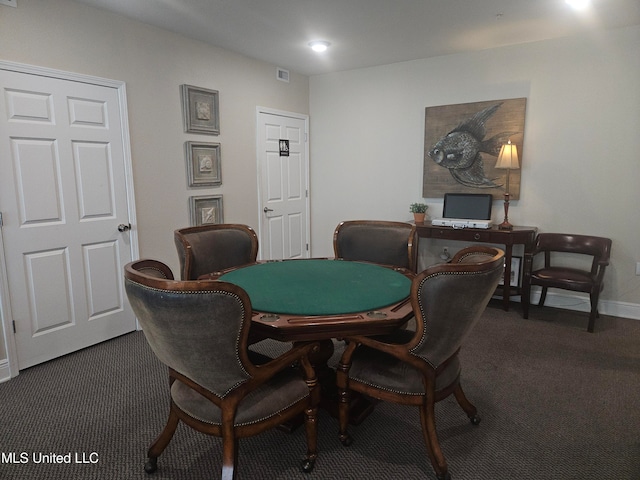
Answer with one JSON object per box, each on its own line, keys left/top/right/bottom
{"left": 257, "top": 108, "right": 310, "bottom": 260}
{"left": 0, "top": 65, "right": 138, "bottom": 370}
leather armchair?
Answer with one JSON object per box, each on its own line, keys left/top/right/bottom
{"left": 124, "top": 259, "right": 319, "bottom": 478}
{"left": 336, "top": 246, "right": 505, "bottom": 480}
{"left": 522, "top": 233, "right": 612, "bottom": 332}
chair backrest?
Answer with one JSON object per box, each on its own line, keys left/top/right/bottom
{"left": 409, "top": 246, "right": 505, "bottom": 367}
{"left": 128, "top": 259, "right": 175, "bottom": 279}
{"left": 174, "top": 224, "right": 259, "bottom": 280}
{"left": 333, "top": 220, "right": 418, "bottom": 272}
{"left": 124, "top": 259, "right": 255, "bottom": 398}
{"left": 535, "top": 233, "right": 612, "bottom": 275}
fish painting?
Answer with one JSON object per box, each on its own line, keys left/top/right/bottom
{"left": 428, "top": 103, "right": 516, "bottom": 188}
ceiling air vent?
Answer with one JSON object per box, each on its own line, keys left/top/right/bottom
{"left": 276, "top": 67, "right": 290, "bottom": 83}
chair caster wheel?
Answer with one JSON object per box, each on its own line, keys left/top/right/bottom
{"left": 339, "top": 432, "right": 353, "bottom": 446}
{"left": 144, "top": 458, "right": 157, "bottom": 474}
{"left": 470, "top": 415, "right": 481, "bottom": 425}
{"left": 301, "top": 458, "right": 315, "bottom": 473}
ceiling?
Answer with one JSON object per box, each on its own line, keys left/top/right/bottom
{"left": 74, "top": 0, "right": 640, "bottom": 76}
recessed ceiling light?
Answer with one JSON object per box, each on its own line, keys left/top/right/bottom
{"left": 308, "top": 41, "right": 330, "bottom": 53}
{"left": 565, "top": 0, "right": 590, "bottom": 10}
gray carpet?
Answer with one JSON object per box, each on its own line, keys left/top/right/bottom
{"left": 1, "top": 302, "right": 639, "bottom": 479}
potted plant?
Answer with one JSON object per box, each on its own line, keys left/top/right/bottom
{"left": 410, "top": 203, "right": 428, "bottom": 223}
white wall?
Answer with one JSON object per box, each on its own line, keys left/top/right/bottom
{"left": 309, "top": 25, "right": 640, "bottom": 316}
{"left": 0, "top": 0, "right": 309, "bottom": 367}
{"left": 0, "top": 0, "right": 309, "bottom": 271}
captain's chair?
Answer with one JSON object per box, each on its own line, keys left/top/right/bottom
{"left": 124, "top": 259, "right": 319, "bottom": 478}
{"left": 336, "top": 246, "right": 505, "bottom": 480}
{"left": 333, "top": 220, "right": 418, "bottom": 272}
{"left": 174, "top": 224, "right": 258, "bottom": 280}
{"left": 522, "top": 233, "right": 612, "bottom": 332}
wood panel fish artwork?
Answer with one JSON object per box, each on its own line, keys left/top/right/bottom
{"left": 423, "top": 98, "right": 526, "bottom": 199}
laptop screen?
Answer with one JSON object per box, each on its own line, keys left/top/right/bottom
{"left": 443, "top": 193, "right": 492, "bottom": 220}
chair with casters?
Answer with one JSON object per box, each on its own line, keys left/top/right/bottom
{"left": 174, "top": 224, "right": 259, "bottom": 280}
{"left": 124, "top": 259, "right": 319, "bottom": 479}
{"left": 333, "top": 220, "right": 418, "bottom": 272}
{"left": 521, "top": 233, "right": 612, "bottom": 333}
{"left": 336, "top": 246, "right": 505, "bottom": 480}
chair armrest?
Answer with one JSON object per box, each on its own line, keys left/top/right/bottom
{"left": 522, "top": 248, "right": 542, "bottom": 275}
{"left": 339, "top": 334, "right": 413, "bottom": 366}
{"left": 253, "top": 341, "right": 318, "bottom": 378}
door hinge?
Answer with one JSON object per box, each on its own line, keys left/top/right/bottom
{"left": 305, "top": 132, "right": 308, "bottom": 142}
{"left": 12, "top": 320, "right": 16, "bottom": 334}
{"left": 306, "top": 243, "right": 309, "bottom": 251}
{"left": 0, "top": 211, "right": 3, "bottom": 227}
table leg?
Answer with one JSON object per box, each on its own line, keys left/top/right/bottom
{"left": 308, "top": 340, "right": 376, "bottom": 425}
{"left": 502, "top": 245, "right": 513, "bottom": 311}
{"left": 280, "top": 339, "right": 376, "bottom": 431}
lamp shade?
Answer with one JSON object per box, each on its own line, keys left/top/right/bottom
{"left": 495, "top": 141, "right": 519, "bottom": 170}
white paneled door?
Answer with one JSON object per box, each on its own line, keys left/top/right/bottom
{"left": 256, "top": 109, "right": 310, "bottom": 260}
{"left": 0, "top": 65, "right": 137, "bottom": 370}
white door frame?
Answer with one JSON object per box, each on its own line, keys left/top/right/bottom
{"left": 255, "top": 106, "right": 310, "bottom": 260}
{"left": 0, "top": 60, "right": 139, "bottom": 380}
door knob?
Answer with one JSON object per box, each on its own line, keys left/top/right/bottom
{"left": 263, "top": 207, "right": 274, "bottom": 213}
{"left": 118, "top": 223, "right": 131, "bottom": 232}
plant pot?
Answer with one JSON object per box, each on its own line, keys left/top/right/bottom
{"left": 413, "top": 213, "right": 426, "bottom": 224}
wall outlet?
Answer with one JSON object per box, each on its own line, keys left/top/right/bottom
{"left": 636, "top": 262, "right": 640, "bottom": 276}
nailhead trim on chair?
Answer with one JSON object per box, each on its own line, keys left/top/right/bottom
{"left": 456, "top": 251, "right": 495, "bottom": 262}
{"left": 411, "top": 269, "right": 489, "bottom": 366}
{"left": 173, "top": 388, "right": 310, "bottom": 427}
{"left": 125, "top": 280, "right": 251, "bottom": 395}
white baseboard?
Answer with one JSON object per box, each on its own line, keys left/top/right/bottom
{"left": 0, "top": 359, "right": 11, "bottom": 383}
{"left": 520, "top": 291, "right": 640, "bottom": 321}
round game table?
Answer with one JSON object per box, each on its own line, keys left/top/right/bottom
{"left": 217, "top": 259, "right": 414, "bottom": 342}
{"left": 217, "top": 258, "right": 415, "bottom": 426}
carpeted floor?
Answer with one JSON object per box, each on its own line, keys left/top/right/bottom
{"left": 1, "top": 301, "right": 639, "bottom": 479}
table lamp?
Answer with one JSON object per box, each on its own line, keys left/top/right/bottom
{"left": 495, "top": 140, "right": 519, "bottom": 230}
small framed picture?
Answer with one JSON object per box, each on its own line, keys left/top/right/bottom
{"left": 181, "top": 84, "right": 220, "bottom": 135}
{"left": 186, "top": 141, "right": 221, "bottom": 187}
{"left": 189, "top": 195, "right": 223, "bottom": 226}
{"left": 499, "top": 256, "right": 522, "bottom": 287}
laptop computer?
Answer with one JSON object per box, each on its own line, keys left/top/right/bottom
{"left": 431, "top": 193, "right": 493, "bottom": 229}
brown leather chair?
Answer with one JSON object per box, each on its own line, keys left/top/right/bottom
{"left": 124, "top": 259, "right": 319, "bottom": 478}
{"left": 336, "top": 246, "right": 505, "bottom": 480}
{"left": 174, "top": 224, "right": 258, "bottom": 280}
{"left": 522, "top": 233, "right": 612, "bottom": 333}
{"left": 333, "top": 220, "right": 418, "bottom": 272}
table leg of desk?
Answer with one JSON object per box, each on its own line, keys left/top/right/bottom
{"left": 502, "top": 244, "right": 513, "bottom": 311}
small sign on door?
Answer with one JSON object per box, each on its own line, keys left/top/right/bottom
{"left": 279, "top": 139, "right": 289, "bottom": 156}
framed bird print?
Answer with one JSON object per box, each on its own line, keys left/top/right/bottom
{"left": 423, "top": 98, "right": 526, "bottom": 199}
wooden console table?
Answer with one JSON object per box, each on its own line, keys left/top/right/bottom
{"left": 415, "top": 222, "right": 538, "bottom": 311}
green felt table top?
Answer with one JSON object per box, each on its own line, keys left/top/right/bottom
{"left": 219, "top": 259, "right": 411, "bottom": 316}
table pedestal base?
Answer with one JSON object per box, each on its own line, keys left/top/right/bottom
{"left": 278, "top": 339, "right": 377, "bottom": 432}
